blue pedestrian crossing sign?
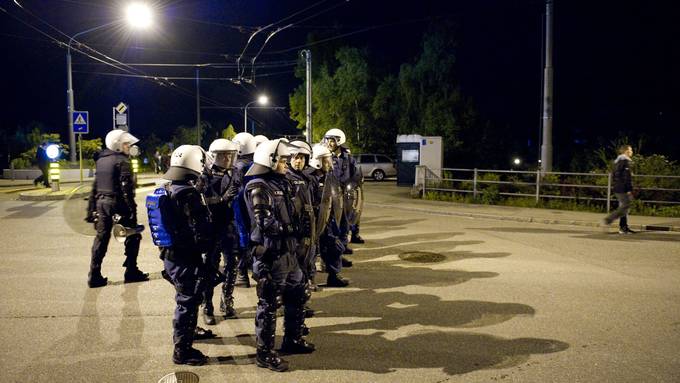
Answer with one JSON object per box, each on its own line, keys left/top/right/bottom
{"left": 73, "top": 111, "right": 89, "bottom": 134}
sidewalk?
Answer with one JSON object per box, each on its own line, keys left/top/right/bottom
{"left": 8, "top": 173, "right": 162, "bottom": 201}
{"left": 364, "top": 182, "right": 680, "bottom": 232}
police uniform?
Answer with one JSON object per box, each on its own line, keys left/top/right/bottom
{"left": 330, "top": 146, "right": 359, "bottom": 250}
{"left": 87, "top": 148, "right": 147, "bottom": 287}
{"left": 285, "top": 167, "right": 315, "bottom": 282}
{"left": 245, "top": 140, "right": 315, "bottom": 372}
{"left": 233, "top": 156, "right": 254, "bottom": 285}
{"left": 161, "top": 182, "right": 214, "bottom": 365}
{"left": 306, "top": 168, "right": 348, "bottom": 286}
{"left": 201, "top": 165, "right": 239, "bottom": 321}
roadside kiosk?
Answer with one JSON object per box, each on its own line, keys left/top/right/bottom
{"left": 395, "top": 135, "right": 443, "bottom": 186}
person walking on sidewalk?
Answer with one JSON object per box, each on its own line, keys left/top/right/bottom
{"left": 603, "top": 144, "right": 636, "bottom": 234}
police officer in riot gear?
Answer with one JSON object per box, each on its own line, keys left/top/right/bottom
{"left": 159, "top": 145, "right": 216, "bottom": 365}
{"left": 323, "top": 128, "right": 360, "bottom": 262}
{"left": 232, "top": 132, "right": 258, "bottom": 287}
{"left": 86, "top": 129, "right": 148, "bottom": 288}
{"left": 201, "top": 139, "right": 240, "bottom": 324}
{"left": 286, "top": 141, "right": 315, "bottom": 286}
{"left": 307, "top": 144, "right": 350, "bottom": 287}
{"left": 245, "top": 139, "right": 315, "bottom": 372}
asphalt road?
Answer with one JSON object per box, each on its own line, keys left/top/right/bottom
{"left": 0, "top": 183, "right": 679, "bottom": 382}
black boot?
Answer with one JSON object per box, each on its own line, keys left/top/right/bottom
{"left": 343, "top": 246, "right": 354, "bottom": 255}
{"left": 280, "top": 336, "right": 315, "bottom": 354}
{"left": 124, "top": 268, "right": 149, "bottom": 283}
{"left": 202, "top": 306, "right": 216, "bottom": 325}
{"left": 88, "top": 268, "right": 108, "bottom": 288}
{"left": 304, "top": 305, "right": 315, "bottom": 318}
{"left": 256, "top": 348, "right": 289, "bottom": 372}
{"left": 236, "top": 270, "right": 251, "bottom": 288}
{"left": 350, "top": 234, "right": 365, "bottom": 244}
{"left": 173, "top": 346, "right": 208, "bottom": 365}
{"left": 220, "top": 276, "right": 237, "bottom": 319}
{"left": 327, "top": 273, "right": 350, "bottom": 287}
{"left": 341, "top": 256, "right": 353, "bottom": 268}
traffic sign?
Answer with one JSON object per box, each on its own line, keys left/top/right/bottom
{"left": 73, "top": 111, "right": 88, "bottom": 134}
{"left": 116, "top": 102, "right": 128, "bottom": 114}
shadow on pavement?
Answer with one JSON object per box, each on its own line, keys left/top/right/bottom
{"left": 3, "top": 202, "right": 57, "bottom": 219}
{"left": 20, "top": 284, "right": 150, "bottom": 381}
{"left": 284, "top": 223, "right": 569, "bottom": 375}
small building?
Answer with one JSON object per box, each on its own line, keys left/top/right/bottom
{"left": 395, "top": 135, "right": 443, "bottom": 186}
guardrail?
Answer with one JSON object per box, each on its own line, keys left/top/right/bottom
{"left": 421, "top": 167, "right": 680, "bottom": 212}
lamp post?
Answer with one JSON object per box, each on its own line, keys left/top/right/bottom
{"left": 244, "top": 95, "right": 269, "bottom": 133}
{"left": 66, "top": 3, "right": 153, "bottom": 162}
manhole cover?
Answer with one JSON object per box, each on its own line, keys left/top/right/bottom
{"left": 158, "top": 371, "right": 199, "bottom": 383}
{"left": 399, "top": 251, "right": 446, "bottom": 263}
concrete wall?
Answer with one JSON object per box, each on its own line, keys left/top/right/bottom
{"left": 3, "top": 168, "right": 95, "bottom": 181}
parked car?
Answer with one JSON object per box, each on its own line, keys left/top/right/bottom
{"left": 355, "top": 153, "right": 396, "bottom": 181}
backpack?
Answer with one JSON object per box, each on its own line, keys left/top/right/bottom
{"left": 146, "top": 186, "right": 173, "bottom": 247}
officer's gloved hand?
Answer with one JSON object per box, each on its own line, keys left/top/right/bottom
{"left": 222, "top": 184, "right": 239, "bottom": 202}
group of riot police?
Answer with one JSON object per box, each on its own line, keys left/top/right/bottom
{"left": 85, "top": 127, "right": 364, "bottom": 371}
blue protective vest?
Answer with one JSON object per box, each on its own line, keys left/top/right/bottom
{"left": 146, "top": 186, "right": 173, "bottom": 247}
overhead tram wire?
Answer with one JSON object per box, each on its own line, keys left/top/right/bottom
{"left": 236, "top": 0, "right": 333, "bottom": 79}
{"left": 245, "top": 0, "right": 350, "bottom": 82}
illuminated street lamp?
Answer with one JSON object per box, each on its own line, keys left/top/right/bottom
{"left": 513, "top": 158, "right": 522, "bottom": 166}
{"left": 244, "top": 95, "right": 269, "bottom": 133}
{"left": 66, "top": 3, "right": 154, "bottom": 162}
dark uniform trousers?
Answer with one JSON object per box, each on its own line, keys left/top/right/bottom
{"left": 90, "top": 195, "right": 141, "bottom": 271}
{"left": 164, "top": 255, "right": 208, "bottom": 349}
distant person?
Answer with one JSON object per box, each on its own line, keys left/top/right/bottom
{"left": 154, "top": 150, "right": 162, "bottom": 174}
{"left": 603, "top": 144, "right": 636, "bottom": 234}
{"left": 34, "top": 142, "right": 50, "bottom": 188}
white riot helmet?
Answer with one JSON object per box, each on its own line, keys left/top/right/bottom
{"left": 105, "top": 129, "right": 139, "bottom": 152}
{"left": 253, "top": 135, "right": 268, "bottom": 147}
{"left": 323, "top": 128, "right": 346, "bottom": 146}
{"left": 289, "top": 140, "right": 312, "bottom": 170}
{"left": 246, "top": 138, "right": 295, "bottom": 177}
{"left": 164, "top": 145, "right": 209, "bottom": 181}
{"left": 208, "top": 138, "right": 239, "bottom": 169}
{"left": 233, "top": 132, "right": 256, "bottom": 156}
{"left": 309, "top": 144, "right": 332, "bottom": 170}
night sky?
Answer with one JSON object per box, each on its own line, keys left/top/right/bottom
{"left": 1, "top": 0, "right": 678, "bottom": 168}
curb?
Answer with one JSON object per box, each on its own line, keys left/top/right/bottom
{"left": 367, "top": 202, "right": 680, "bottom": 233}
{"left": 17, "top": 181, "right": 157, "bottom": 201}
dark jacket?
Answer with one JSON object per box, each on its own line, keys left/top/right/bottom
{"left": 87, "top": 149, "right": 136, "bottom": 217}
{"left": 612, "top": 154, "right": 633, "bottom": 194}
{"left": 161, "top": 183, "right": 214, "bottom": 263}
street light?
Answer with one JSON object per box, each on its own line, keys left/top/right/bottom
{"left": 244, "top": 95, "right": 269, "bottom": 133}
{"left": 66, "top": 3, "right": 154, "bottom": 162}
{"left": 126, "top": 3, "right": 153, "bottom": 29}
{"left": 513, "top": 158, "right": 522, "bottom": 166}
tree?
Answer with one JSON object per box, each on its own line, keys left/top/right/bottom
{"left": 290, "top": 47, "right": 372, "bottom": 150}
{"left": 222, "top": 124, "right": 237, "bottom": 139}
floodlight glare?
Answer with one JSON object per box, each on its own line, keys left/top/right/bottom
{"left": 513, "top": 158, "right": 521, "bottom": 166}
{"left": 126, "top": 3, "right": 153, "bottom": 29}
{"left": 46, "top": 144, "right": 60, "bottom": 160}
{"left": 257, "top": 95, "right": 269, "bottom": 105}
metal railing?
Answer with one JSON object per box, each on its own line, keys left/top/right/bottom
{"left": 421, "top": 167, "right": 680, "bottom": 212}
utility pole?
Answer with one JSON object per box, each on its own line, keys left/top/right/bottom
{"left": 301, "top": 50, "right": 312, "bottom": 142}
{"left": 196, "top": 68, "right": 201, "bottom": 145}
{"left": 540, "top": 0, "right": 554, "bottom": 174}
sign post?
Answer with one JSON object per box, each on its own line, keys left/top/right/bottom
{"left": 113, "top": 102, "right": 129, "bottom": 131}
{"left": 73, "top": 111, "right": 89, "bottom": 184}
